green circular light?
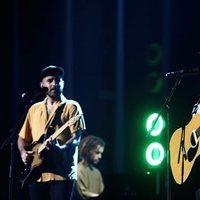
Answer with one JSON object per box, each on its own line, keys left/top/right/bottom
{"left": 146, "top": 113, "right": 164, "bottom": 136}
{"left": 145, "top": 142, "right": 165, "bottom": 166}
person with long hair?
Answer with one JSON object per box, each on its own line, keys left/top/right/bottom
{"left": 76, "top": 135, "right": 105, "bottom": 199}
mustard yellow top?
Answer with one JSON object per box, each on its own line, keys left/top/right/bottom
{"left": 19, "top": 95, "right": 86, "bottom": 182}
{"left": 76, "top": 162, "right": 104, "bottom": 199}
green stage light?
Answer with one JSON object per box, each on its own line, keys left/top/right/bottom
{"left": 145, "top": 142, "right": 165, "bottom": 166}
{"left": 146, "top": 113, "right": 164, "bottom": 136}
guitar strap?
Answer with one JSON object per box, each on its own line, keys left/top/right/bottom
{"left": 43, "top": 103, "right": 65, "bottom": 141}
{"left": 180, "top": 127, "right": 186, "bottom": 184}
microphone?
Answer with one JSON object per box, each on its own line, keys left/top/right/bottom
{"left": 165, "top": 67, "right": 200, "bottom": 77}
{"left": 22, "top": 87, "right": 48, "bottom": 99}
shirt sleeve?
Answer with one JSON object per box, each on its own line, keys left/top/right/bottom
{"left": 68, "top": 101, "right": 86, "bottom": 134}
{"left": 18, "top": 110, "right": 33, "bottom": 142}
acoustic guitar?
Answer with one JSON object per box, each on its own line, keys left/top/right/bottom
{"left": 19, "top": 114, "right": 82, "bottom": 188}
{"left": 169, "top": 113, "right": 200, "bottom": 184}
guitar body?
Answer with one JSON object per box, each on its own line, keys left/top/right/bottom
{"left": 31, "top": 143, "right": 44, "bottom": 168}
{"left": 20, "top": 142, "right": 44, "bottom": 187}
{"left": 19, "top": 114, "right": 81, "bottom": 188}
{"left": 170, "top": 114, "right": 200, "bottom": 184}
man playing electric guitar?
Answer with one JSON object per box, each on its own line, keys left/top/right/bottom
{"left": 17, "top": 65, "right": 86, "bottom": 200}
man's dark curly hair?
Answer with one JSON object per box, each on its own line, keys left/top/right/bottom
{"left": 78, "top": 135, "right": 105, "bottom": 162}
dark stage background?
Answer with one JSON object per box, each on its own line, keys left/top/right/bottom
{"left": 1, "top": 0, "right": 200, "bottom": 199}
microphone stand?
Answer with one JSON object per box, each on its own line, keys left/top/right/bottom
{"left": 146, "top": 74, "right": 183, "bottom": 200}
{"left": 0, "top": 95, "right": 39, "bottom": 200}
{"left": 0, "top": 109, "right": 28, "bottom": 200}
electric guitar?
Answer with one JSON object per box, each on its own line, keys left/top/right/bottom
{"left": 169, "top": 113, "right": 200, "bottom": 184}
{"left": 19, "top": 114, "right": 82, "bottom": 188}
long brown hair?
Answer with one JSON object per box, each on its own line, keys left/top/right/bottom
{"left": 78, "top": 135, "right": 105, "bottom": 162}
